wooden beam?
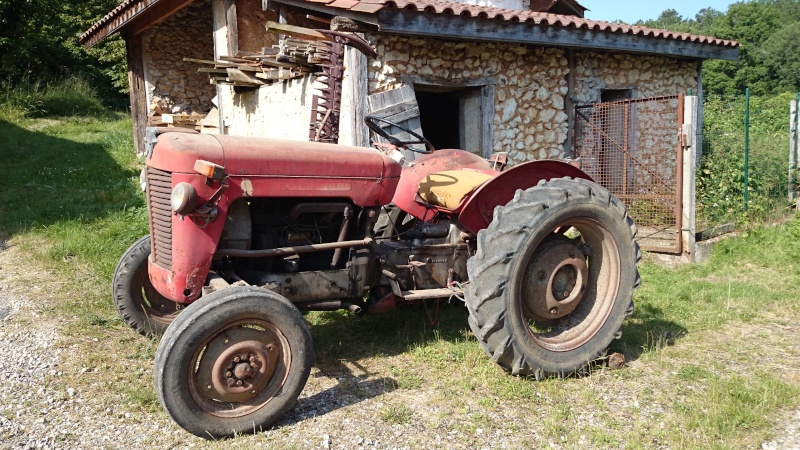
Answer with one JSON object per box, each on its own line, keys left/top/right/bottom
{"left": 126, "top": 0, "right": 197, "bottom": 37}
{"left": 376, "top": 10, "right": 740, "bottom": 61}
{"left": 125, "top": 35, "right": 148, "bottom": 155}
{"left": 224, "top": 0, "right": 238, "bottom": 56}
{"left": 270, "top": 0, "right": 379, "bottom": 26}
{"left": 265, "top": 21, "right": 327, "bottom": 40}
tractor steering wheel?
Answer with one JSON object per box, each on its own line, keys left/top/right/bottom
{"left": 364, "top": 115, "right": 435, "bottom": 154}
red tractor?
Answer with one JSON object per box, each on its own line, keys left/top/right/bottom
{"left": 112, "top": 118, "right": 639, "bottom": 438}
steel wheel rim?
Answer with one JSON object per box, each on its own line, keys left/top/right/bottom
{"left": 519, "top": 218, "right": 621, "bottom": 352}
{"left": 188, "top": 319, "right": 291, "bottom": 418}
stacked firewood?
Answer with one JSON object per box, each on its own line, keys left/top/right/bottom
{"left": 185, "top": 22, "right": 335, "bottom": 88}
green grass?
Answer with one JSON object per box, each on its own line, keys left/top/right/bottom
{"left": 1, "top": 76, "right": 112, "bottom": 121}
{"left": 1, "top": 92, "right": 799, "bottom": 448}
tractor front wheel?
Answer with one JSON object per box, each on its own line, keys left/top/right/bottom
{"left": 465, "top": 178, "right": 640, "bottom": 378}
{"left": 154, "top": 286, "right": 313, "bottom": 438}
{"left": 112, "top": 235, "right": 180, "bottom": 337}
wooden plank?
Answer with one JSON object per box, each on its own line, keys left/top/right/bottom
{"left": 197, "top": 68, "right": 230, "bottom": 74}
{"left": 258, "top": 58, "right": 303, "bottom": 69}
{"left": 253, "top": 70, "right": 304, "bottom": 80}
{"left": 370, "top": 98, "right": 419, "bottom": 121}
{"left": 377, "top": 10, "right": 740, "bottom": 61}
{"left": 125, "top": 34, "right": 148, "bottom": 155}
{"left": 224, "top": 0, "right": 238, "bottom": 56}
{"left": 226, "top": 68, "right": 266, "bottom": 85}
{"left": 265, "top": 21, "right": 327, "bottom": 41}
{"left": 368, "top": 85, "right": 426, "bottom": 159}
{"left": 219, "top": 56, "right": 253, "bottom": 63}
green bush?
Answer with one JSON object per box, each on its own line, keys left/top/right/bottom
{"left": 697, "top": 93, "right": 793, "bottom": 229}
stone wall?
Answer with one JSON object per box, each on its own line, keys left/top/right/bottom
{"left": 366, "top": 35, "right": 699, "bottom": 166}
{"left": 367, "top": 35, "right": 569, "bottom": 164}
{"left": 573, "top": 52, "right": 698, "bottom": 103}
{"left": 142, "top": 0, "right": 216, "bottom": 115}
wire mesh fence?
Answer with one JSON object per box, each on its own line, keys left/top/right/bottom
{"left": 574, "top": 95, "right": 682, "bottom": 253}
{"left": 697, "top": 92, "right": 797, "bottom": 233}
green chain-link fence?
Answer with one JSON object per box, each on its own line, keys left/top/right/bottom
{"left": 696, "top": 91, "right": 797, "bottom": 232}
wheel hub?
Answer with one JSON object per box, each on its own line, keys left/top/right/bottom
{"left": 205, "top": 338, "right": 278, "bottom": 403}
{"left": 523, "top": 236, "right": 588, "bottom": 321}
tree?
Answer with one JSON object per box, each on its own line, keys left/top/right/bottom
{"left": 638, "top": 1, "right": 800, "bottom": 96}
{"left": 0, "top": 0, "right": 127, "bottom": 103}
{"left": 760, "top": 21, "right": 800, "bottom": 92}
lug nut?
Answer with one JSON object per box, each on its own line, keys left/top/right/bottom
{"left": 226, "top": 371, "right": 232, "bottom": 378}
{"left": 550, "top": 308, "right": 559, "bottom": 315}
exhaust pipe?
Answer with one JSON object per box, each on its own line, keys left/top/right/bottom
{"left": 295, "top": 300, "right": 362, "bottom": 314}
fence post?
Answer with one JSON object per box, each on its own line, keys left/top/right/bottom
{"left": 791, "top": 94, "right": 799, "bottom": 207}
{"left": 744, "top": 88, "right": 751, "bottom": 212}
{"left": 683, "top": 96, "right": 698, "bottom": 261}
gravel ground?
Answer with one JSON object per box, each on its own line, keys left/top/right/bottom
{"left": 1, "top": 236, "right": 800, "bottom": 449}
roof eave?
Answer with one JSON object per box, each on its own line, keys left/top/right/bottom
{"left": 376, "top": 10, "right": 739, "bottom": 61}
{"left": 80, "top": 0, "right": 195, "bottom": 48}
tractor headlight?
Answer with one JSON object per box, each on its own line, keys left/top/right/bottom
{"left": 171, "top": 182, "right": 198, "bottom": 215}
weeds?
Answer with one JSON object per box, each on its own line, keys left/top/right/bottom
{"left": 380, "top": 404, "right": 412, "bottom": 424}
{"left": 0, "top": 76, "right": 111, "bottom": 121}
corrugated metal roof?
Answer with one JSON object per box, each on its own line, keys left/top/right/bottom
{"left": 80, "top": 0, "right": 739, "bottom": 49}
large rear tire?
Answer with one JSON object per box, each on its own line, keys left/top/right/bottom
{"left": 465, "top": 178, "right": 640, "bottom": 378}
{"left": 112, "top": 235, "right": 180, "bottom": 337}
{"left": 154, "top": 286, "right": 313, "bottom": 439}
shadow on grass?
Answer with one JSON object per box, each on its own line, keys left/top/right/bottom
{"left": 271, "top": 302, "right": 469, "bottom": 423}
{"left": 0, "top": 119, "right": 144, "bottom": 235}
{"left": 610, "top": 302, "right": 688, "bottom": 362}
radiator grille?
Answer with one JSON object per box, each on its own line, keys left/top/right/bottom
{"left": 146, "top": 167, "right": 173, "bottom": 270}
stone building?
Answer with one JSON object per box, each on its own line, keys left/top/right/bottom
{"left": 80, "top": 0, "right": 738, "bottom": 257}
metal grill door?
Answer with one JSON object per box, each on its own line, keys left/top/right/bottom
{"left": 574, "top": 95, "right": 684, "bottom": 254}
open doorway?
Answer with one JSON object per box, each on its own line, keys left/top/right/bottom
{"left": 414, "top": 84, "right": 492, "bottom": 157}
{"left": 416, "top": 90, "right": 461, "bottom": 150}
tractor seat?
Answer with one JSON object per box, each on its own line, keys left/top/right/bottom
{"left": 418, "top": 170, "right": 495, "bottom": 210}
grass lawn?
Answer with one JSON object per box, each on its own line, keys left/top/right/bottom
{"left": 1, "top": 100, "right": 799, "bottom": 448}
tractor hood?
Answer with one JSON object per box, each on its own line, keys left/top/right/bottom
{"left": 147, "top": 131, "right": 401, "bottom": 180}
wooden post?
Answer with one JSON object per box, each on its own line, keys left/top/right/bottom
{"left": 125, "top": 34, "right": 148, "bottom": 155}
{"left": 211, "top": 0, "right": 236, "bottom": 133}
{"left": 340, "top": 44, "right": 369, "bottom": 147}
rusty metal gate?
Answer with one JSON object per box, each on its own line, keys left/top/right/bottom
{"left": 573, "top": 94, "right": 684, "bottom": 254}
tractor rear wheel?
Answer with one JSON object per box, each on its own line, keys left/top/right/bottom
{"left": 154, "top": 286, "right": 313, "bottom": 438}
{"left": 112, "top": 235, "right": 180, "bottom": 337}
{"left": 465, "top": 178, "right": 640, "bottom": 378}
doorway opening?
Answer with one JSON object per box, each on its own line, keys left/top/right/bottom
{"left": 414, "top": 84, "right": 491, "bottom": 157}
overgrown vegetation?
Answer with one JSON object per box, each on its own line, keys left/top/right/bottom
{"left": 1, "top": 86, "right": 799, "bottom": 447}
{"left": 0, "top": 0, "right": 128, "bottom": 107}
{"left": 697, "top": 92, "right": 795, "bottom": 228}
